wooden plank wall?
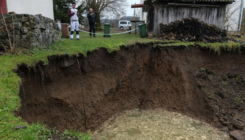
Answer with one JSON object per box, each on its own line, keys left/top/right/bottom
{"left": 153, "top": 4, "right": 226, "bottom": 36}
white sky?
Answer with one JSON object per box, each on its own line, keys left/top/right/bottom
{"left": 80, "top": 0, "right": 140, "bottom": 18}
{"left": 125, "top": 0, "right": 141, "bottom": 16}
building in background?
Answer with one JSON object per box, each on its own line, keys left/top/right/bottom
{"left": 0, "top": 0, "right": 54, "bottom": 20}
{"left": 139, "top": 0, "right": 147, "bottom": 23}
{"left": 146, "top": 0, "right": 236, "bottom": 36}
{"left": 134, "top": 0, "right": 245, "bottom": 36}
{"left": 131, "top": 1, "right": 147, "bottom": 23}
{"left": 224, "top": 0, "right": 244, "bottom": 32}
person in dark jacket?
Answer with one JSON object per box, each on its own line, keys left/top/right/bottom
{"left": 87, "top": 8, "right": 96, "bottom": 37}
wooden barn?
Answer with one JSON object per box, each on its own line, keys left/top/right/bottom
{"left": 142, "top": 0, "right": 235, "bottom": 36}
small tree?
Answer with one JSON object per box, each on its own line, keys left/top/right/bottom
{"left": 83, "top": 0, "right": 128, "bottom": 31}
{"left": 0, "top": 7, "right": 18, "bottom": 54}
{"left": 53, "top": 0, "right": 87, "bottom": 24}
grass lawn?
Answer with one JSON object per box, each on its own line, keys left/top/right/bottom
{"left": 157, "top": 40, "right": 241, "bottom": 55}
{"left": 0, "top": 32, "right": 158, "bottom": 140}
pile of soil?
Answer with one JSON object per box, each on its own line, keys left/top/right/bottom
{"left": 159, "top": 18, "right": 227, "bottom": 42}
{"left": 16, "top": 43, "right": 245, "bottom": 140}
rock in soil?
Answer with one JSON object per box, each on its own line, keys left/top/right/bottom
{"left": 230, "top": 130, "right": 245, "bottom": 140}
{"left": 12, "top": 125, "right": 26, "bottom": 129}
{"left": 232, "top": 118, "right": 245, "bottom": 130}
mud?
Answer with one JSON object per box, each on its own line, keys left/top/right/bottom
{"left": 16, "top": 43, "right": 245, "bottom": 137}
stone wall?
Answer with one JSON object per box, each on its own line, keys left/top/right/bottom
{"left": 0, "top": 14, "right": 60, "bottom": 49}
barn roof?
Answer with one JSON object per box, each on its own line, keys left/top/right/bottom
{"left": 145, "top": 0, "right": 235, "bottom": 4}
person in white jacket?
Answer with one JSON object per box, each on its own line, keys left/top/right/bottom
{"left": 68, "top": 3, "right": 79, "bottom": 40}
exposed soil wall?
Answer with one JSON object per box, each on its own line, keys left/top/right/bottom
{"left": 16, "top": 43, "right": 245, "bottom": 135}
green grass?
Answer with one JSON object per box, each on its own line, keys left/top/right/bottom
{"left": 234, "top": 96, "right": 241, "bottom": 105}
{"left": 221, "top": 81, "right": 229, "bottom": 89}
{"left": 233, "top": 75, "right": 242, "bottom": 83}
{"left": 197, "top": 42, "right": 241, "bottom": 55}
{"left": 158, "top": 40, "right": 241, "bottom": 55}
{"left": 202, "top": 87, "right": 209, "bottom": 93}
{"left": 201, "top": 67, "right": 206, "bottom": 72}
{"left": 0, "top": 32, "right": 157, "bottom": 140}
{"left": 208, "top": 92, "right": 216, "bottom": 99}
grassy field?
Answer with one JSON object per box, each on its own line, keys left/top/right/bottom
{"left": 0, "top": 32, "right": 158, "bottom": 140}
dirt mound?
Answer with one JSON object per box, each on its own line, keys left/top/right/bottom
{"left": 16, "top": 43, "right": 245, "bottom": 138}
{"left": 160, "top": 18, "right": 227, "bottom": 42}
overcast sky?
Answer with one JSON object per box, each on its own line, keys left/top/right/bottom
{"left": 125, "top": 0, "right": 140, "bottom": 16}
{"left": 81, "top": 0, "right": 140, "bottom": 18}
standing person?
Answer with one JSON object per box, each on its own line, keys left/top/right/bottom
{"left": 87, "top": 8, "right": 96, "bottom": 37}
{"left": 68, "top": 3, "right": 80, "bottom": 40}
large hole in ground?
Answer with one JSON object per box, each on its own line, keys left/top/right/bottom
{"left": 16, "top": 43, "right": 245, "bottom": 136}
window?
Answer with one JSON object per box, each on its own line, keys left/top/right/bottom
{"left": 120, "top": 22, "right": 127, "bottom": 24}
{"left": 128, "top": 22, "right": 131, "bottom": 25}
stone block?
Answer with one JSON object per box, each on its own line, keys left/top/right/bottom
{"left": 230, "top": 130, "right": 245, "bottom": 140}
{"left": 45, "top": 23, "right": 50, "bottom": 29}
{"left": 15, "top": 14, "right": 24, "bottom": 19}
{"left": 34, "top": 24, "right": 40, "bottom": 29}
{"left": 13, "top": 22, "right": 22, "bottom": 30}
{"left": 2, "top": 14, "right": 12, "bottom": 19}
{"left": 24, "top": 22, "right": 30, "bottom": 26}
{"left": 25, "top": 15, "right": 34, "bottom": 21}
{"left": 39, "top": 23, "right": 46, "bottom": 29}
{"left": 30, "top": 22, "right": 36, "bottom": 29}
{"left": 54, "top": 23, "right": 59, "bottom": 30}
{"left": 49, "top": 22, "right": 53, "bottom": 28}
{"left": 34, "top": 16, "right": 41, "bottom": 23}
{"left": 10, "top": 30, "right": 20, "bottom": 35}
{"left": 34, "top": 29, "right": 41, "bottom": 35}
{"left": 21, "top": 27, "right": 28, "bottom": 34}
{"left": 21, "top": 18, "right": 29, "bottom": 22}
{"left": 21, "top": 34, "right": 27, "bottom": 39}
{"left": 44, "top": 17, "right": 52, "bottom": 23}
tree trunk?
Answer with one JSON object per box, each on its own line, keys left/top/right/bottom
{"left": 95, "top": 12, "right": 101, "bottom": 31}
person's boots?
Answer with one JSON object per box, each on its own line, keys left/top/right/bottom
{"left": 70, "top": 31, "right": 74, "bottom": 40}
{"left": 76, "top": 31, "right": 79, "bottom": 40}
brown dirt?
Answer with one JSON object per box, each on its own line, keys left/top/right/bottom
{"left": 16, "top": 43, "right": 245, "bottom": 135}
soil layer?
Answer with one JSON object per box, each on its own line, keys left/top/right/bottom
{"left": 17, "top": 43, "right": 245, "bottom": 136}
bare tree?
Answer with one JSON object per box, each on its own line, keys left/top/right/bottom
{"left": 79, "top": 0, "right": 128, "bottom": 30}
{"left": 0, "top": 7, "right": 18, "bottom": 54}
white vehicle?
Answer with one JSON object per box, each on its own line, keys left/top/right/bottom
{"left": 118, "top": 20, "right": 131, "bottom": 30}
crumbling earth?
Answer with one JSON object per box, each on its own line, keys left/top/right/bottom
{"left": 16, "top": 43, "right": 245, "bottom": 140}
